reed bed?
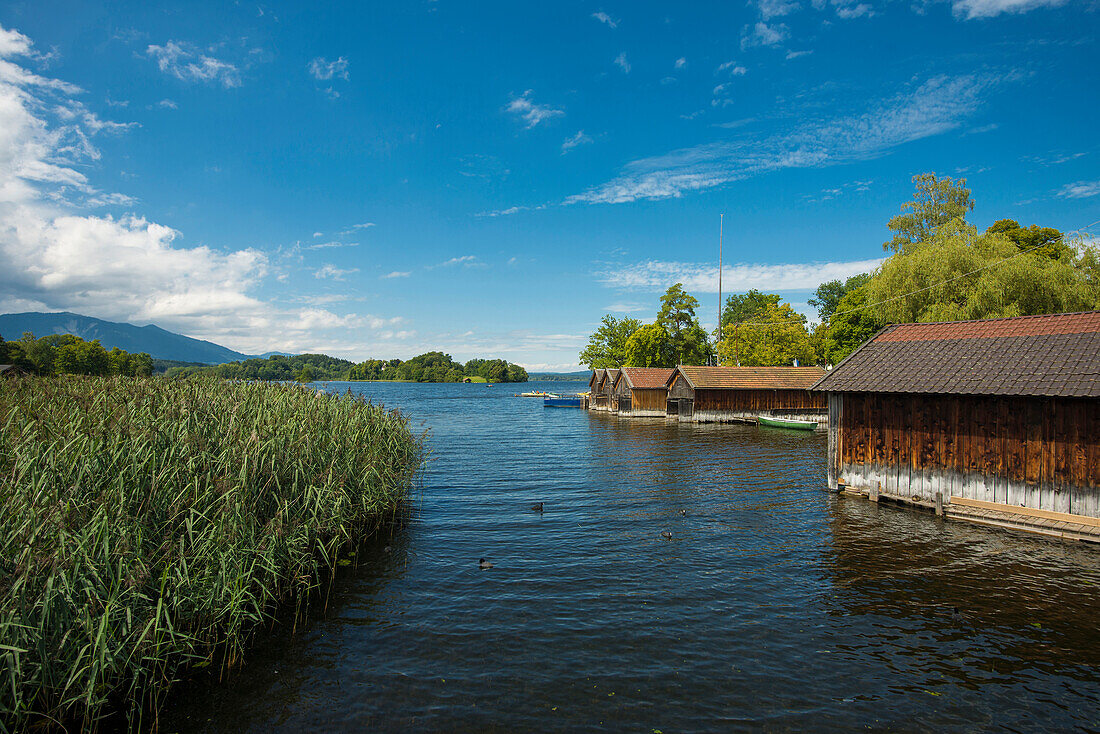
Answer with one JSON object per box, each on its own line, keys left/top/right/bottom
{"left": 0, "top": 376, "right": 423, "bottom": 731}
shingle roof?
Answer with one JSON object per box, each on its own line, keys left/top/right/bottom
{"left": 620, "top": 367, "right": 675, "bottom": 390}
{"left": 811, "top": 311, "right": 1100, "bottom": 398}
{"left": 672, "top": 365, "right": 826, "bottom": 390}
{"left": 589, "top": 369, "right": 605, "bottom": 388}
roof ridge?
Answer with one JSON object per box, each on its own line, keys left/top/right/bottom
{"left": 888, "top": 310, "right": 1100, "bottom": 328}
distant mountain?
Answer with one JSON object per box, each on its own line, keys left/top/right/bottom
{"left": 0, "top": 312, "right": 255, "bottom": 364}
{"left": 528, "top": 370, "right": 590, "bottom": 381}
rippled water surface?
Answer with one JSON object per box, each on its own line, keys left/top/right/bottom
{"left": 164, "top": 381, "right": 1100, "bottom": 732}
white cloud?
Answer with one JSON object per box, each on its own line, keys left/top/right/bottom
{"left": 306, "top": 240, "right": 359, "bottom": 250}
{"left": 741, "top": 21, "right": 789, "bottom": 49}
{"left": 562, "top": 130, "right": 593, "bottom": 154}
{"left": 757, "top": 0, "right": 800, "bottom": 19}
{"left": 717, "top": 61, "right": 748, "bottom": 76}
{"left": 952, "top": 0, "right": 1067, "bottom": 18}
{"left": 614, "top": 52, "right": 631, "bottom": 73}
{"left": 308, "top": 56, "right": 349, "bottom": 81}
{"left": 145, "top": 41, "right": 240, "bottom": 87}
{"left": 1057, "top": 180, "right": 1100, "bottom": 199}
{"left": 598, "top": 258, "right": 885, "bottom": 293}
{"left": 605, "top": 302, "right": 648, "bottom": 313}
{"left": 674, "top": 57, "right": 687, "bottom": 69}
{"left": 434, "top": 255, "right": 481, "bottom": 268}
{"left": 157, "top": 98, "right": 178, "bottom": 109}
{"left": 382, "top": 271, "right": 411, "bottom": 279}
{"left": 313, "top": 231, "right": 323, "bottom": 237}
{"left": 834, "top": 1, "right": 874, "bottom": 18}
{"left": 567, "top": 74, "right": 994, "bottom": 205}
{"left": 591, "top": 11, "right": 619, "bottom": 28}
{"left": 505, "top": 90, "right": 564, "bottom": 129}
{"left": 786, "top": 50, "right": 813, "bottom": 59}
{"left": 314, "top": 264, "right": 359, "bottom": 280}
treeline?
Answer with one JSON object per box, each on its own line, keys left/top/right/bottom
{"left": 581, "top": 173, "right": 1100, "bottom": 368}
{"left": 166, "top": 350, "right": 528, "bottom": 383}
{"left": 0, "top": 332, "right": 153, "bottom": 376}
{"left": 347, "top": 352, "right": 528, "bottom": 383}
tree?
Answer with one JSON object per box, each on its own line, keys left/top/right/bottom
{"left": 985, "top": 219, "right": 1069, "bottom": 260}
{"left": 866, "top": 222, "right": 1100, "bottom": 324}
{"left": 55, "top": 339, "right": 109, "bottom": 376}
{"left": 296, "top": 365, "right": 315, "bottom": 383}
{"left": 623, "top": 322, "right": 675, "bottom": 367}
{"left": 884, "top": 173, "right": 974, "bottom": 254}
{"left": 820, "top": 287, "right": 883, "bottom": 364}
{"left": 656, "top": 283, "right": 712, "bottom": 365}
{"left": 808, "top": 273, "right": 872, "bottom": 321}
{"left": 721, "top": 290, "right": 781, "bottom": 332}
{"left": 718, "top": 303, "right": 816, "bottom": 367}
{"left": 579, "top": 315, "right": 641, "bottom": 369}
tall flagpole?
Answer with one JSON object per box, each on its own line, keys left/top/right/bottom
{"left": 717, "top": 213, "right": 724, "bottom": 364}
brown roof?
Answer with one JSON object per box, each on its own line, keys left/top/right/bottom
{"left": 589, "top": 369, "right": 605, "bottom": 388}
{"left": 672, "top": 365, "right": 826, "bottom": 390}
{"left": 620, "top": 367, "right": 675, "bottom": 390}
{"left": 811, "top": 311, "right": 1100, "bottom": 398}
{"left": 599, "top": 368, "right": 619, "bottom": 392}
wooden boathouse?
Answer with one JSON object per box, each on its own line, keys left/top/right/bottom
{"left": 811, "top": 311, "right": 1100, "bottom": 520}
{"left": 610, "top": 367, "right": 675, "bottom": 417}
{"left": 592, "top": 368, "right": 618, "bottom": 411}
{"left": 665, "top": 366, "right": 827, "bottom": 422}
{"left": 588, "top": 369, "right": 606, "bottom": 409}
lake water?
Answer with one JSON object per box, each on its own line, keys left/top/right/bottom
{"left": 163, "top": 380, "right": 1100, "bottom": 731}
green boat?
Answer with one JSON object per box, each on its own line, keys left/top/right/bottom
{"left": 757, "top": 415, "right": 818, "bottom": 431}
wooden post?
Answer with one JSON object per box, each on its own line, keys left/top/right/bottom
{"left": 870, "top": 482, "right": 879, "bottom": 502}
{"left": 934, "top": 491, "right": 944, "bottom": 516}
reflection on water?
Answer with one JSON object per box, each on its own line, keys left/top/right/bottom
{"left": 163, "top": 381, "right": 1100, "bottom": 732}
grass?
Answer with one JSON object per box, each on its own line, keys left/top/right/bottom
{"left": 0, "top": 376, "right": 423, "bottom": 731}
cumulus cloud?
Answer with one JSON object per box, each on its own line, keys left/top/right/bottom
{"left": 598, "top": 258, "right": 885, "bottom": 293}
{"left": 145, "top": 41, "right": 241, "bottom": 87}
{"left": 741, "top": 21, "right": 789, "bottom": 49}
{"left": 314, "top": 264, "right": 359, "bottom": 280}
{"left": 952, "top": 0, "right": 1067, "bottom": 17}
{"left": 717, "top": 61, "right": 749, "bottom": 75}
{"left": 382, "top": 271, "right": 411, "bottom": 279}
{"left": 757, "top": 0, "right": 800, "bottom": 19}
{"left": 505, "top": 90, "right": 564, "bottom": 129}
{"left": 567, "top": 74, "right": 996, "bottom": 205}
{"left": 0, "top": 22, "right": 402, "bottom": 356}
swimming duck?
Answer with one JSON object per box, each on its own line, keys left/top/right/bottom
{"left": 661, "top": 531, "right": 672, "bottom": 541}
{"left": 680, "top": 509, "right": 687, "bottom": 516}
{"left": 532, "top": 502, "right": 544, "bottom": 513}
{"left": 479, "top": 558, "right": 494, "bottom": 569}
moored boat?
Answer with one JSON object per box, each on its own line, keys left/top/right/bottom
{"left": 543, "top": 393, "right": 583, "bottom": 408}
{"left": 757, "top": 415, "right": 817, "bottom": 431}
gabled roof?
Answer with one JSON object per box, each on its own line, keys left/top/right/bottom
{"left": 811, "top": 311, "right": 1100, "bottom": 398}
{"left": 669, "top": 365, "right": 826, "bottom": 390}
{"left": 598, "top": 368, "right": 619, "bottom": 392}
{"left": 589, "top": 369, "right": 605, "bottom": 388}
{"left": 619, "top": 367, "right": 675, "bottom": 390}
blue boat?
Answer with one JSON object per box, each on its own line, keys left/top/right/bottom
{"left": 543, "top": 393, "right": 583, "bottom": 408}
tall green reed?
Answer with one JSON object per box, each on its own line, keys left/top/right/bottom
{"left": 0, "top": 376, "right": 423, "bottom": 731}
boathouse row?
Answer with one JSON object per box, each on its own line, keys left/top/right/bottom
{"left": 811, "top": 311, "right": 1100, "bottom": 519}
{"left": 665, "top": 365, "right": 827, "bottom": 422}
{"left": 610, "top": 367, "right": 676, "bottom": 416}
{"left": 590, "top": 368, "right": 618, "bottom": 411}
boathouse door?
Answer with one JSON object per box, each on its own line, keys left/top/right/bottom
{"left": 679, "top": 399, "right": 693, "bottom": 419}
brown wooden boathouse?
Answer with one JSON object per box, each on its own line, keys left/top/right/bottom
{"left": 591, "top": 368, "right": 618, "bottom": 411}
{"left": 610, "top": 367, "right": 675, "bottom": 416}
{"left": 811, "top": 311, "right": 1100, "bottom": 519}
{"left": 588, "top": 369, "right": 606, "bottom": 409}
{"left": 665, "top": 365, "right": 826, "bottom": 422}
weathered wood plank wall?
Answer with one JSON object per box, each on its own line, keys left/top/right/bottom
{"left": 694, "top": 389, "right": 826, "bottom": 413}
{"left": 832, "top": 391, "right": 1100, "bottom": 516}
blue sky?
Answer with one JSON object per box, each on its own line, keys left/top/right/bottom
{"left": 0, "top": 0, "right": 1096, "bottom": 369}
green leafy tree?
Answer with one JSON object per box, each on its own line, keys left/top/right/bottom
{"left": 808, "top": 273, "right": 872, "bottom": 321}
{"left": 884, "top": 173, "right": 974, "bottom": 254}
{"left": 820, "top": 287, "right": 884, "bottom": 364}
{"left": 296, "top": 365, "right": 315, "bottom": 383}
{"left": 579, "top": 315, "right": 641, "bottom": 368}
{"left": 623, "top": 322, "right": 675, "bottom": 367}
{"left": 721, "top": 289, "right": 781, "bottom": 332}
{"left": 718, "top": 303, "right": 816, "bottom": 367}
{"left": 656, "top": 283, "right": 713, "bottom": 365}
{"left": 985, "top": 219, "right": 1069, "bottom": 260}
{"left": 55, "top": 339, "right": 110, "bottom": 376}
